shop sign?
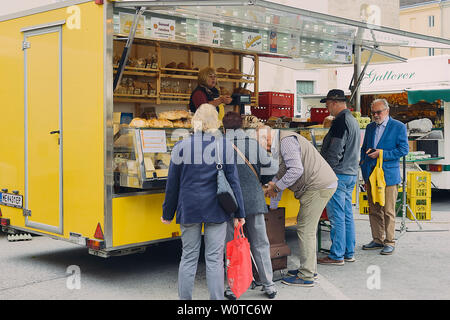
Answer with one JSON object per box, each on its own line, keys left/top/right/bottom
{"left": 332, "top": 41, "right": 353, "bottom": 63}
{"left": 119, "top": 12, "right": 146, "bottom": 37}
{"left": 364, "top": 69, "right": 416, "bottom": 85}
{"left": 243, "top": 31, "right": 262, "bottom": 51}
{"left": 150, "top": 17, "right": 175, "bottom": 40}
{"left": 140, "top": 130, "right": 167, "bottom": 153}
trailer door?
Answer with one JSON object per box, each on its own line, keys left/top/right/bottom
{"left": 23, "top": 23, "right": 64, "bottom": 234}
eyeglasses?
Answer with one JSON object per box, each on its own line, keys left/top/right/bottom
{"left": 371, "top": 109, "right": 386, "bottom": 116}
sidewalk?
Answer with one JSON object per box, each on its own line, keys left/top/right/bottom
{"left": 237, "top": 192, "right": 450, "bottom": 300}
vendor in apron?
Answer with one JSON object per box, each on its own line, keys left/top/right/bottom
{"left": 189, "top": 67, "right": 232, "bottom": 120}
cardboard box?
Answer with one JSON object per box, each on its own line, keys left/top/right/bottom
{"left": 409, "top": 140, "right": 417, "bottom": 152}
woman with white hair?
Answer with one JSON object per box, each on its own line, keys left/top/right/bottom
{"left": 161, "top": 104, "right": 246, "bottom": 300}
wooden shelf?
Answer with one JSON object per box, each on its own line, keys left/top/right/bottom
{"left": 114, "top": 94, "right": 157, "bottom": 104}
{"left": 113, "top": 66, "right": 159, "bottom": 77}
{"left": 113, "top": 38, "right": 259, "bottom": 106}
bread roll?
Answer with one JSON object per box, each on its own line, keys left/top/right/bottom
{"left": 228, "top": 68, "right": 242, "bottom": 79}
{"left": 129, "top": 118, "right": 148, "bottom": 128}
{"left": 158, "top": 110, "right": 190, "bottom": 120}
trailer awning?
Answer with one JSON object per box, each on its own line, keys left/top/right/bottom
{"left": 113, "top": 0, "right": 450, "bottom": 52}
{"left": 407, "top": 89, "right": 450, "bottom": 104}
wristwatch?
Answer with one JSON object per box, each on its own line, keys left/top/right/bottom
{"left": 273, "top": 184, "right": 281, "bottom": 193}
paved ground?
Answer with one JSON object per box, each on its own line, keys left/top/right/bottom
{"left": 0, "top": 191, "right": 449, "bottom": 301}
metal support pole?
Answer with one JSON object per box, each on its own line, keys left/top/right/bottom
{"left": 353, "top": 44, "right": 361, "bottom": 112}
{"left": 113, "top": 6, "right": 146, "bottom": 92}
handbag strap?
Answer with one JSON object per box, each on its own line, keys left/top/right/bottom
{"left": 231, "top": 143, "right": 258, "bottom": 179}
{"left": 215, "top": 139, "right": 223, "bottom": 170}
{"left": 233, "top": 223, "right": 246, "bottom": 240}
{"left": 376, "top": 149, "right": 383, "bottom": 168}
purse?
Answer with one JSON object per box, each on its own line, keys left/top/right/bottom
{"left": 216, "top": 140, "right": 239, "bottom": 214}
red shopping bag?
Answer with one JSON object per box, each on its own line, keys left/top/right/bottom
{"left": 226, "top": 223, "right": 253, "bottom": 299}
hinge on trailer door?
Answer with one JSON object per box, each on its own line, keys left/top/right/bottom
{"left": 22, "top": 41, "right": 30, "bottom": 50}
{"left": 23, "top": 209, "right": 31, "bottom": 217}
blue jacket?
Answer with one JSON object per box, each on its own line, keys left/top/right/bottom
{"left": 360, "top": 117, "right": 409, "bottom": 186}
{"left": 162, "top": 132, "right": 246, "bottom": 224}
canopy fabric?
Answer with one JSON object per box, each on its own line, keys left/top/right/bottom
{"left": 407, "top": 89, "right": 450, "bottom": 104}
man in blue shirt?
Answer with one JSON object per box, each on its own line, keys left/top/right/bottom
{"left": 360, "top": 99, "right": 409, "bottom": 255}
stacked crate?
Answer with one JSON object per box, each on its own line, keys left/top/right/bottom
{"left": 406, "top": 171, "right": 432, "bottom": 220}
{"left": 251, "top": 92, "right": 294, "bottom": 120}
{"left": 359, "top": 191, "right": 369, "bottom": 215}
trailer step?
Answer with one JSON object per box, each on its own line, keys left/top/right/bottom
{"left": 7, "top": 233, "right": 33, "bottom": 242}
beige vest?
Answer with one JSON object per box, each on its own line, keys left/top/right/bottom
{"left": 276, "top": 130, "right": 337, "bottom": 199}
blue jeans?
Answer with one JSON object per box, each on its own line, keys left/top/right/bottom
{"left": 326, "top": 174, "right": 357, "bottom": 260}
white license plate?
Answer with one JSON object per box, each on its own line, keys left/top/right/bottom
{"left": 0, "top": 193, "right": 23, "bottom": 208}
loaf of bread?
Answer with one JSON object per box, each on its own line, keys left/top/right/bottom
{"left": 158, "top": 110, "right": 190, "bottom": 120}
{"left": 147, "top": 118, "right": 174, "bottom": 128}
{"left": 129, "top": 118, "right": 148, "bottom": 128}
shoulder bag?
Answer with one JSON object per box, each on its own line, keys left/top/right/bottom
{"left": 216, "top": 140, "right": 239, "bottom": 214}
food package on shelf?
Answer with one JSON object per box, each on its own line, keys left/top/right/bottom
{"left": 145, "top": 53, "right": 158, "bottom": 69}
{"left": 133, "top": 81, "right": 149, "bottom": 95}
{"left": 135, "top": 58, "right": 147, "bottom": 68}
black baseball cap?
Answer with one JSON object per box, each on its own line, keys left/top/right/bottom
{"left": 320, "top": 89, "right": 348, "bottom": 103}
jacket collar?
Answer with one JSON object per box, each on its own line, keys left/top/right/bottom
{"left": 373, "top": 116, "right": 392, "bottom": 147}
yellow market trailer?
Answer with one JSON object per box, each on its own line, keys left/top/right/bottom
{"left": 1, "top": 0, "right": 450, "bottom": 257}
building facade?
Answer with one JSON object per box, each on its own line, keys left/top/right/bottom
{"left": 400, "top": 0, "right": 450, "bottom": 57}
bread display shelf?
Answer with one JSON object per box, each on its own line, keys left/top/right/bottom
{"left": 113, "top": 66, "right": 158, "bottom": 77}
{"left": 160, "top": 92, "right": 191, "bottom": 97}
{"left": 113, "top": 38, "right": 259, "bottom": 106}
{"left": 114, "top": 94, "right": 157, "bottom": 103}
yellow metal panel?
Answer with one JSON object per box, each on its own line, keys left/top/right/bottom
{"left": 0, "top": 2, "right": 104, "bottom": 238}
{"left": 112, "top": 194, "right": 181, "bottom": 247}
{"left": 60, "top": 2, "right": 104, "bottom": 239}
{"left": 265, "top": 190, "right": 300, "bottom": 227}
{"left": 0, "top": 22, "right": 24, "bottom": 227}
{"left": 27, "top": 31, "right": 61, "bottom": 228}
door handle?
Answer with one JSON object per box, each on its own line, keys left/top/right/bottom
{"left": 50, "top": 130, "right": 60, "bottom": 134}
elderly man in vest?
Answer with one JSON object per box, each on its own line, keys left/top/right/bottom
{"left": 257, "top": 125, "right": 337, "bottom": 287}
{"left": 360, "top": 99, "right": 409, "bottom": 255}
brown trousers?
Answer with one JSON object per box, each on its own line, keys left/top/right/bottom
{"left": 366, "top": 181, "right": 398, "bottom": 246}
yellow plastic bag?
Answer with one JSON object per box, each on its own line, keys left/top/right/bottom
{"left": 369, "top": 149, "right": 386, "bottom": 206}
{"left": 218, "top": 103, "right": 225, "bottom": 121}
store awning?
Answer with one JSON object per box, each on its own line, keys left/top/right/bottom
{"left": 407, "top": 89, "right": 450, "bottom": 104}
{"left": 112, "top": 0, "right": 450, "bottom": 65}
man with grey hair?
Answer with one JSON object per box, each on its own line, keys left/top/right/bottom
{"left": 360, "top": 98, "right": 409, "bottom": 255}
{"left": 257, "top": 125, "right": 337, "bottom": 287}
